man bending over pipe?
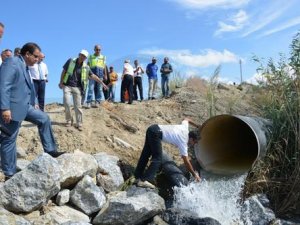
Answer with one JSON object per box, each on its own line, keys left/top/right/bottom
{"left": 134, "top": 118, "right": 201, "bottom": 189}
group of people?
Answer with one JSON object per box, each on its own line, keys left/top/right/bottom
{"left": 120, "top": 57, "right": 173, "bottom": 104}
{"left": 0, "top": 22, "right": 201, "bottom": 187}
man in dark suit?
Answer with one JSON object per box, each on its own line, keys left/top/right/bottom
{"left": 0, "top": 42, "right": 64, "bottom": 180}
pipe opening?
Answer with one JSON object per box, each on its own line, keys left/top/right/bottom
{"left": 195, "top": 115, "right": 259, "bottom": 174}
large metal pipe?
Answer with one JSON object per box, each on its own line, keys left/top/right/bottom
{"left": 195, "top": 115, "right": 271, "bottom": 175}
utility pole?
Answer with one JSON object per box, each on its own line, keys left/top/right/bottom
{"left": 239, "top": 59, "right": 243, "bottom": 84}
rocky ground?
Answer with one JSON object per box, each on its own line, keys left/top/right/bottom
{"left": 14, "top": 81, "right": 259, "bottom": 173}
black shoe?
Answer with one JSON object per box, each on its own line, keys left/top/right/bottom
{"left": 48, "top": 151, "right": 66, "bottom": 158}
{"left": 4, "top": 175, "right": 12, "bottom": 181}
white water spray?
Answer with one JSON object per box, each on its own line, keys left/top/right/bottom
{"left": 172, "top": 174, "right": 248, "bottom": 225}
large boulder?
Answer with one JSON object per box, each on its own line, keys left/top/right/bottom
{"left": 161, "top": 208, "right": 221, "bottom": 225}
{"left": 0, "top": 153, "right": 61, "bottom": 213}
{"left": 94, "top": 152, "right": 124, "bottom": 192}
{"left": 57, "top": 150, "right": 98, "bottom": 188}
{"left": 93, "top": 186, "right": 165, "bottom": 225}
{"left": 70, "top": 175, "right": 106, "bottom": 215}
{"left": 28, "top": 205, "right": 90, "bottom": 224}
{"left": 0, "top": 207, "right": 31, "bottom": 225}
{"left": 242, "top": 194, "right": 276, "bottom": 225}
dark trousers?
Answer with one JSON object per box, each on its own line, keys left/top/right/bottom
{"left": 120, "top": 74, "right": 133, "bottom": 103}
{"left": 134, "top": 124, "right": 162, "bottom": 182}
{"left": 133, "top": 77, "right": 143, "bottom": 100}
{"left": 33, "top": 80, "right": 46, "bottom": 111}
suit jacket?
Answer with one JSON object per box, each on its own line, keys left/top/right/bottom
{"left": 0, "top": 56, "right": 36, "bottom": 121}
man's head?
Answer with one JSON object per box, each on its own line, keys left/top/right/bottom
{"left": 152, "top": 57, "right": 157, "bottom": 64}
{"left": 14, "top": 47, "right": 21, "bottom": 56}
{"left": 0, "top": 22, "right": 4, "bottom": 39}
{"left": 134, "top": 59, "right": 139, "bottom": 66}
{"left": 20, "top": 42, "right": 41, "bottom": 66}
{"left": 109, "top": 66, "right": 114, "bottom": 72}
{"left": 188, "top": 131, "right": 198, "bottom": 147}
{"left": 39, "top": 52, "right": 45, "bottom": 63}
{"left": 78, "top": 49, "right": 88, "bottom": 63}
{"left": 94, "top": 45, "right": 101, "bottom": 56}
{"left": 164, "top": 57, "right": 169, "bottom": 63}
{"left": 1, "top": 49, "right": 12, "bottom": 61}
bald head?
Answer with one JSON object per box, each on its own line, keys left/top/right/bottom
{"left": 0, "top": 22, "right": 4, "bottom": 39}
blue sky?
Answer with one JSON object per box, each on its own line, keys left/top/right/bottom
{"left": 1, "top": 0, "right": 300, "bottom": 102}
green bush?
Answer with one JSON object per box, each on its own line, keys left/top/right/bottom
{"left": 243, "top": 31, "right": 300, "bottom": 218}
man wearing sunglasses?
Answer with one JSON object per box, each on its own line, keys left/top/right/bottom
{"left": 0, "top": 42, "right": 64, "bottom": 181}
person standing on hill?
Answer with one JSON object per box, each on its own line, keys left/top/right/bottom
{"left": 29, "top": 52, "right": 48, "bottom": 111}
{"left": 0, "top": 42, "right": 65, "bottom": 180}
{"left": 146, "top": 57, "right": 158, "bottom": 100}
{"left": 133, "top": 59, "right": 144, "bottom": 101}
{"left": 160, "top": 57, "right": 173, "bottom": 98}
{"left": 134, "top": 118, "right": 201, "bottom": 188}
{"left": 0, "top": 22, "right": 4, "bottom": 66}
{"left": 86, "top": 45, "right": 107, "bottom": 108}
{"left": 58, "top": 49, "right": 107, "bottom": 131}
{"left": 120, "top": 59, "right": 134, "bottom": 104}
{"left": 108, "top": 66, "right": 118, "bottom": 102}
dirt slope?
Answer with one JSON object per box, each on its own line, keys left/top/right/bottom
{"left": 16, "top": 83, "right": 259, "bottom": 167}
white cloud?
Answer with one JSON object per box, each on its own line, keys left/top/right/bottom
{"left": 139, "top": 48, "right": 239, "bottom": 67}
{"left": 241, "top": 1, "right": 293, "bottom": 37}
{"left": 215, "top": 10, "right": 248, "bottom": 36}
{"left": 259, "top": 16, "right": 300, "bottom": 37}
{"left": 246, "top": 72, "right": 266, "bottom": 84}
{"left": 171, "top": 0, "right": 250, "bottom": 9}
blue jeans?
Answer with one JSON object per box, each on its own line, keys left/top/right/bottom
{"left": 0, "top": 105, "right": 57, "bottom": 176}
{"left": 86, "top": 79, "right": 102, "bottom": 103}
{"left": 134, "top": 124, "right": 162, "bottom": 182}
{"left": 109, "top": 84, "right": 116, "bottom": 102}
{"left": 161, "top": 74, "right": 170, "bottom": 97}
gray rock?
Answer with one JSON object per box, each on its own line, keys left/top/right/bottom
{"left": 0, "top": 153, "right": 61, "bottom": 213}
{"left": 56, "top": 189, "right": 70, "bottom": 206}
{"left": 58, "top": 150, "right": 98, "bottom": 188}
{"left": 93, "top": 186, "right": 165, "bottom": 225}
{"left": 70, "top": 175, "right": 106, "bottom": 215}
{"left": 0, "top": 207, "right": 31, "bottom": 225}
{"left": 16, "top": 159, "right": 31, "bottom": 171}
{"left": 61, "top": 222, "right": 92, "bottom": 225}
{"left": 30, "top": 205, "right": 90, "bottom": 224}
{"left": 243, "top": 195, "right": 276, "bottom": 225}
{"left": 94, "top": 152, "right": 124, "bottom": 192}
{"left": 162, "top": 208, "right": 221, "bottom": 225}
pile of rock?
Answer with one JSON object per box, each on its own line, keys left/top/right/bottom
{"left": 0, "top": 150, "right": 167, "bottom": 225}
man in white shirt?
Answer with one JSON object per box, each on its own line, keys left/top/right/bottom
{"left": 29, "top": 52, "right": 48, "bottom": 111}
{"left": 134, "top": 118, "right": 201, "bottom": 188}
{"left": 120, "top": 59, "right": 134, "bottom": 104}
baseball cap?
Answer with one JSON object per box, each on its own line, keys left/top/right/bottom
{"left": 79, "top": 49, "right": 89, "bottom": 58}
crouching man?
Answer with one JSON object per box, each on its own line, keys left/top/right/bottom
{"left": 134, "top": 118, "right": 201, "bottom": 188}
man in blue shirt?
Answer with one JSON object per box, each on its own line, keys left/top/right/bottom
{"left": 160, "top": 57, "right": 173, "bottom": 98}
{"left": 146, "top": 57, "right": 158, "bottom": 100}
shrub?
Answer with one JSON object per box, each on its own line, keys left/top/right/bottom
{"left": 243, "top": 31, "right": 300, "bottom": 218}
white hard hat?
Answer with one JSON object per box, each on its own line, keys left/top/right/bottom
{"left": 79, "top": 49, "right": 89, "bottom": 58}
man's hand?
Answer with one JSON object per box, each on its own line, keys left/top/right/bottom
{"left": 194, "top": 172, "right": 201, "bottom": 182}
{"left": 2, "top": 110, "right": 12, "bottom": 124}
{"left": 102, "top": 84, "right": 108, "bottom": 90}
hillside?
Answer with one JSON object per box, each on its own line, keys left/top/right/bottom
{"left": 14, "top": 82, "right": 259, "bottom": 171}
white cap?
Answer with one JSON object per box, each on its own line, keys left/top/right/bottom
{"left": 124, "top": 59, "right": 130, "bottom": 63}
{"left": 79, "top": 49, "right": 89, "bottom": 58}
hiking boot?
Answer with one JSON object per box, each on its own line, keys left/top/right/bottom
{"left": 137, "top": 180, "right": 155, "bottom": 189}
{"left": 65, "top": 121, "right": 72, "bottom": 127}
{"left": 76, "top": 124, "right": 83, "bottom": 131}
{"left": 48, "top": 151, "right": 66, "bottom": 158}
{"left": 86, "top": 103, "right": 91, "bottom": 109}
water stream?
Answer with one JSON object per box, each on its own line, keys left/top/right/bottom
{"left": 172, "top": 172, "right": 249, "bottom": 224}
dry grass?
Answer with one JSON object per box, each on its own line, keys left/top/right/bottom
{"left": 242, "top": 31, "right": 300, "bottom": 218}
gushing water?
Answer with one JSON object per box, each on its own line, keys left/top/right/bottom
{"left": 172, "top": 173, "right": 248, "bottom": 225}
